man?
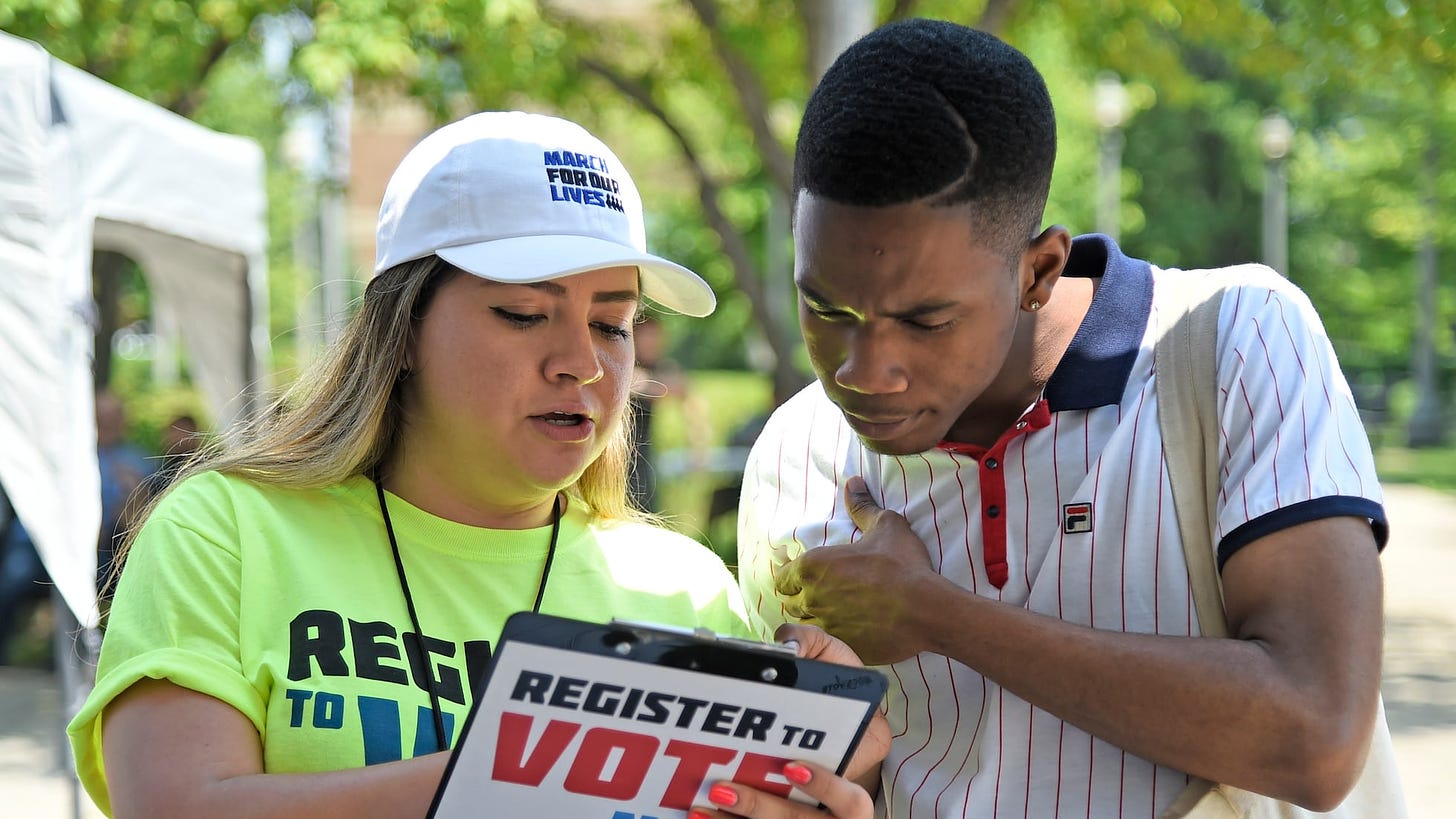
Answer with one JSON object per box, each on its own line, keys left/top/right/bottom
{"left": 137, "top": 413, "right": 203, "bottom": 499}
{"left": 95, "top": 389, "right": 153, "bottom": 597}
{"left": 737, "top": 18, "right": 1390, "bottom": 818}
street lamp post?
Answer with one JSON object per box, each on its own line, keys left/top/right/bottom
{"left": 282, "top": 117, "right": 322, "bottom": 364}
{"left": 1408, "top": 141, "right": 1446, "bottom": 447}
{"left": 281, "top": 89, "right": 353, "bottom": 352}
{"left": 1094, "top": 72, "right": 1131, "bottom": 239}
{"left": 1259, "top": 110, "right": 1293, "bottom": 277}
{"left": 319, "top": 85, "right": 353, "bottom": 345}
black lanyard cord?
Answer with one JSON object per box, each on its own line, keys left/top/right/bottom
{"left": 373, "top": 475, "right": 562, "bottom": 753}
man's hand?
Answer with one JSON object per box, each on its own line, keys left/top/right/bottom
{"left": 773, "top": 476, "right": 948, "bottom": 664}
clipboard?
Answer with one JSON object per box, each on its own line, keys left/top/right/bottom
{"left": 428, "top": 612, "right": 886, "bottom": 818}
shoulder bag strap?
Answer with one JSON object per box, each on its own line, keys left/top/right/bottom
{"left": 1155, "top": 268, "right": 1407, "bottom": 819}
{"left": 1154, "top": 269, "right": 1228, "bottom": 638}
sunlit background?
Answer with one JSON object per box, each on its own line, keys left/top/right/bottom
{"left": 2, "top": 2, "right": 1455, "bottom": 816}
{"left": 5, "top": 0, "right": 1452, "bottom": 552}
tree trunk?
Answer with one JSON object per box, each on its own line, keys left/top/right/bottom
{"left": 801, "top": 0, "right": 876, "bottom": 84}
{"left": 91, "top": 250, "right": 129, "bottom": 389}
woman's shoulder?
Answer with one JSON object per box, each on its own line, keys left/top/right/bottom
{"left": 587, "top": 516, "right": 729, "bottom": 568}
{"left": 150, "top": 471, "right": 375, "bottom": 527}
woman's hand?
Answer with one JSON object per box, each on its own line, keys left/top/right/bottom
{"left": 689, "top": 760, "right": 872, "bottom": 819}
{"left": 685, "top": 623, "right": 889, "bottom": 818}
{"left": 774, "top": 622, "right": 891, "bottom": 786}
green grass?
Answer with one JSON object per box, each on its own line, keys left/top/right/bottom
{"left": 1374, "top": 445, "right": 1456, "bottom": 493}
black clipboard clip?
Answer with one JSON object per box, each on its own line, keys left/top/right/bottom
{"left": 604, "top": 618, "right": 801, "bottom": 683}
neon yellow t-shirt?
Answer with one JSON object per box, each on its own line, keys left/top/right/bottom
{"left": 68, "top": 471, "right": 756, "bottom": 815}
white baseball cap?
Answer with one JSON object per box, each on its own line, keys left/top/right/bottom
{"left": 374, "top": 111, "right": 716, "bottom": 317}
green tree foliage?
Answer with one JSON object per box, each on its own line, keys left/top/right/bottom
{"left": 982, "top": 0, "right": 1455, "bottom": 390}
{"left": 3, "top": 0, "right": 1450, "bottom": 418}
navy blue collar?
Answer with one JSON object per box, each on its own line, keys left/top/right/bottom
{"left": 1043, "top": 234, "right": 1154, "bottom": 412}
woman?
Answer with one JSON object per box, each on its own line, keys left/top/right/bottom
{"left": 69, "top": 112, "right": 883, "bottom": 818}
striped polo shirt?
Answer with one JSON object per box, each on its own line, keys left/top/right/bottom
{"left": 737, "top": 235, "right": 1387, "bottom": 818}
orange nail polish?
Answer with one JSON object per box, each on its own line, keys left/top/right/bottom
{"left": 688, "top": 811, "right": 712, "bottom": 819}
{"left": 784, "top": 761, "right": 813, "bottom": 785}
{"left": 709, "top": 784, "right": 739, "bottom": 806}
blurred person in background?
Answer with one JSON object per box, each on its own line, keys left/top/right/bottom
{"left": 147, "top": 413, "right": 203, "bottom": 492}
{"left": 0, "top": 486, "right": 49, "bottom": 665}
{"left": 100, "top": 413, "right": 207, "bottom": 604}
{"left": 93, "top": 389, "right": 153, "bottom": 598}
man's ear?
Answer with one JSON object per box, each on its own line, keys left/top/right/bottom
{"left": 1019, "top": 225, "right": 1073, "bottom": 312}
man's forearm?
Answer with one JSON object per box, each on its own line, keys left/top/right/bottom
{"left": 909, "top": 574, "right": 1377, "bottom": 811}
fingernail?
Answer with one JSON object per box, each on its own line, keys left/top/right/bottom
{"left": 780, "top": 639, "right": 801, "bottom": 653}
{"left": 784, "top": 761, "right": 812, "bottom": 785}
{"left": 709, "top": 784, "right": 739, "bottom": 806}
{"left": 688, "top": 811, "right": 712, "bottom": 819}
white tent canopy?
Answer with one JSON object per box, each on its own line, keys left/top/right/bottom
{"left": 0, "top": 31, "right": 270, "bottom": 628}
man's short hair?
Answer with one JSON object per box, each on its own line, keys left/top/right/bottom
{"left": 793, "top": 18, "right": 1057, "bottom": 256}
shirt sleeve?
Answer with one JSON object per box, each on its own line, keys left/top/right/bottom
{"left": 67, "top": 473, "right": 263, "bottom": 816}
{"left": 737, "top": 414, "right": 794, "bottom": 641}
{"left": 1211, "top": 275, "right": 1388, "bottom": 566}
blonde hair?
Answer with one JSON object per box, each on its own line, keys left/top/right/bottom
{"left": 116, "top": 256, "right": 649, "bottom": 563}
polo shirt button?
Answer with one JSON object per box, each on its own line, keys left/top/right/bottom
{"left": 985, "top": 457, "right": 999, "bottom": 469}
{"left": 987, "top": 505, "right": 1000, "bottom": 518}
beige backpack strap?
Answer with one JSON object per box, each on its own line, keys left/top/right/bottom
{"left": 1153, "top": 269, "right": 1230, "bottom": 639}
{"left": 1154, "top": 269, "right": 1235, "bottom": 819}
{"left": 1154, "top": 267, "right": 1408, "bottom": 819}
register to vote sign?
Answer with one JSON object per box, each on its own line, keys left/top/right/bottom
{"left": 429, "top": 640, "right": 876, "bottom": 818}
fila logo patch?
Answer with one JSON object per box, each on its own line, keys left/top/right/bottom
{"left": 1062, "top": 502, "right": 1093, "bottom": 534}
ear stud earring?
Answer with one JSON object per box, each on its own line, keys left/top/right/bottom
{"left": 1028, "top": 300, "right": 1041, "bottom": 311}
